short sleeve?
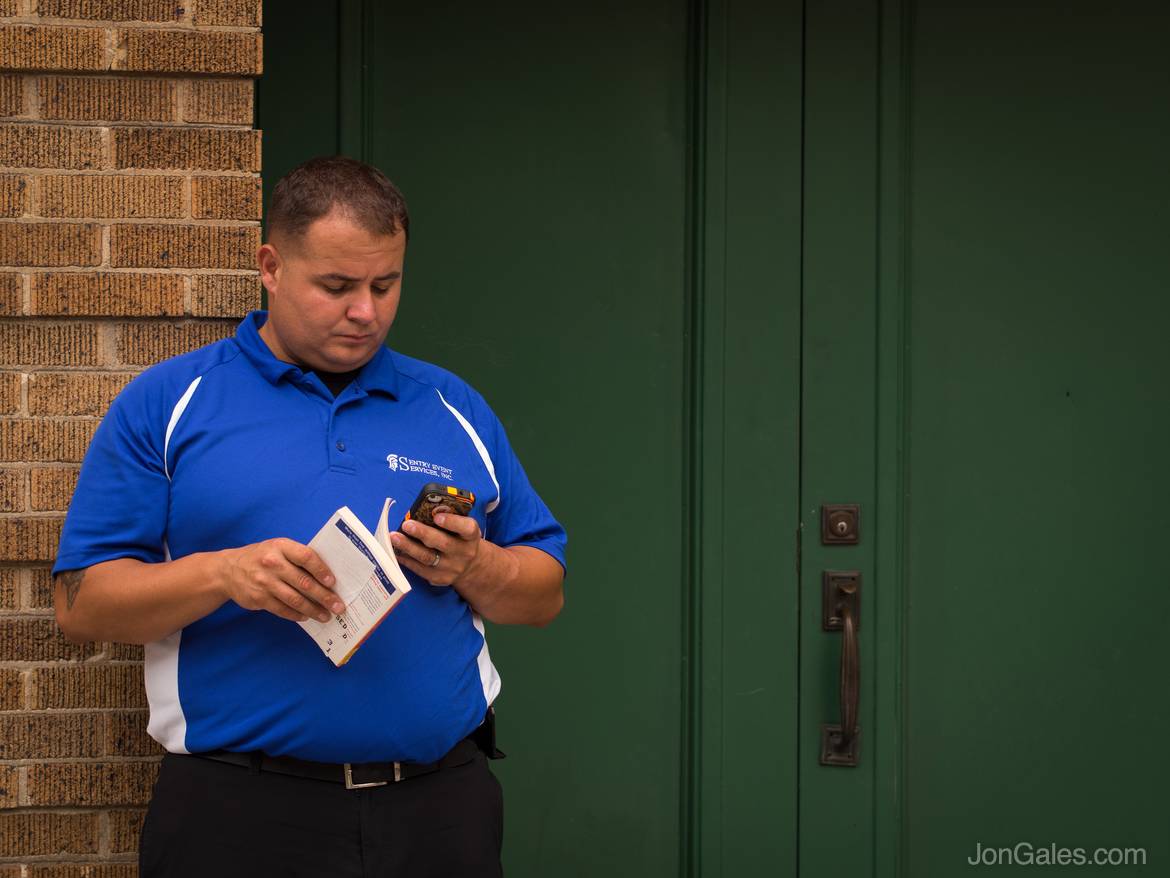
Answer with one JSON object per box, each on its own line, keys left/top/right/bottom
{"left": 52, "top": 378, "right": 171, "bottom": 575}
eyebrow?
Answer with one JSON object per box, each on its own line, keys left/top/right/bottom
{"left": 313, "top": 271, "right": 401, "bottom": 284}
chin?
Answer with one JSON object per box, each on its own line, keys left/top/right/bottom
{"left": 325, "top": 346, "right": 378, "bottom": 372}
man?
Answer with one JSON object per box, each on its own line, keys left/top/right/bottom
{"left": 52, "top": 156, "right": 567, "bottom": 877}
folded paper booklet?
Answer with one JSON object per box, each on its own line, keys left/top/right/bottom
{"left": 297, "top": 498, "right": 411, "bottom": 667}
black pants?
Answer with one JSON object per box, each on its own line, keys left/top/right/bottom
{"left": 139, "top": 749, "right": 504, "bottom": 877}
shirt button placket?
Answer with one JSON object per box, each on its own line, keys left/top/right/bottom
{"left": 328, "top": 406, "right": 355, "bottom": 471}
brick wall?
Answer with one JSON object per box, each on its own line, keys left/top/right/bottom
{"left": 0, "top": 1, "right": 262, "bottom": 872}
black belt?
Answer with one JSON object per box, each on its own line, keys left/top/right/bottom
{"left": 192, "top": 735, "right": 481, "bottom": 790}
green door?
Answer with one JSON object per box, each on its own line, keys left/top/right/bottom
{"left": 260, "top": 1, "right": 1167, "bottom": 875}
{"left": 800, "top": 0, "right": 1168, "bottom": 875}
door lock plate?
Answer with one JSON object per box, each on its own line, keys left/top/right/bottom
{"left": 821, "top": 504, "right": 860, "bottom": 544}
{"left": 822, "top": 571, "right": 861, "bottom": 630}
{"left": 820, "top": 724, "right": 860, "bottom": 766}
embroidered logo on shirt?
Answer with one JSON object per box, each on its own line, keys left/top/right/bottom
{"left": 386, "top": 453, "right": 455, "bottom": 481}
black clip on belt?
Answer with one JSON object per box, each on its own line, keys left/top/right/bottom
{"left": 192, "top": 710, "right": 504, "bottom": 790}
{"left": 195, "top": 736, "right": 479, "bottom": 789}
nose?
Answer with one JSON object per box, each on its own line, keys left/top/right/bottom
{"left": 347, "top": 290, "right": 376, "bottom": 324}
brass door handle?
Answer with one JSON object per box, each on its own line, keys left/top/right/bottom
{"left": 821, "top": 572, "right": 860, "bottom": 766}
{"left": 839, "top": 596, "right": 859, "bottom": 745}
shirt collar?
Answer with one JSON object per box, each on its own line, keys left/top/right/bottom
{"left": 235, "top": 311, "right": 400, "bottom": 398}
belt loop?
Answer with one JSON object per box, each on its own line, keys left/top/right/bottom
{"left": 248, "top": 752, "right": 261, "bottom": 775}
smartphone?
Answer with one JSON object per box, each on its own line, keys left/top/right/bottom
{"left": 404, "top": 483, "right": 476, "bottom": 527}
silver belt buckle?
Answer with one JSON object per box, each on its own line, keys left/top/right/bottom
{"left": 343, "top": 762, "right": 392, "bottom": 789}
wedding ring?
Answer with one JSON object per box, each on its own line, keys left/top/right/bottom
{"left": 429, "top": 552, "right": 442, "bottom": 568}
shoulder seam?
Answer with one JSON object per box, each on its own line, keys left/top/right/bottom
{"left": 434, "top": 388, "right": 501, "bottom": 515}
{"left": 164, "top": 377, "right": 203, "bottom": 481}
{"left": 161, "top": 345, "right": 245, "bottom": 480}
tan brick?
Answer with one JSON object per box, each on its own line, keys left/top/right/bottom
{"left": 39, "top": 75, "right": 177, "bottom": 123}
{"left": 104, "top": 641, "right": 143, "bottom": 660}
{"left": 0, "top": 370, "right": 20, "bottom": 412}
{"left": 30, "top": 373, "right": 130, "bottom": 416}
{"left": 117, "top": 319, "right": 235, "bottom": 364}
{"left": 116, "top": 28, "right": 262, "bottom": 76}
{"left": 0, "top": 222, "right": 102, "bottom": 267}
{"left": 0, "top": 764, "right": 16, "bottom": 808}
{"left": 0, "top": 616, "right": 97, "bottom": 660}
{"left": 194, "top": 0, "right": 260, "bottom": 27}
{"left": 30, "top": 664, "right": 145, "bottom": 709}
{"left": 191, "top": 174, "right": 259, "bottom": 220}
{"left": 9, "top": 421, "right": 89, "bottom": 467}
{"left": 0, "top": 566, "right": 17, "bottom": 608}
{"left": 0, "top": 811, "right": 100, "bottom": 857}
{"left": 2, "top": 419, "right": 92, "bottom": 468}
{"left": 0, "top": 418, "right": 97, "bottom": 462}
{"left": 183, "top": 78, "right": 252, "bottom": 125}
{"left": 109, "top": 808, "right": 146, "bottom": 853}
{"left": 30, "top": 465, "right": 80, "bottom": 509}
{"left": 0, "top": 25, "right": 106, "bottom": 73}
{"left": 106, "top": 709, "right": 161, "bottom": 756}
{"left": 0, "top": 123, "right": 104, "bottom": 169}
{"left": 0, "top": 322, "right": 101, "bottom": 367}
{"left": 113, "top": 125, "right": 259, "bottom": 171}
{"left": 0, "top": 711, "right": 105, "bottom": 758}
{"left": 0, "top": 174, "right": 29, "bottom": 217}
{"left": 32, "top": 271, "right": 184, "bottom": 316}
{"left": 28, "top": 565, "right": 53, "bottom": 607}
{"left": 0, "top": 466, "right": 24, "bottom": 512}
{"left": 0, "top": 221, "right": 102, "bottom": 267}
{"left": 110, "top": 223, "right": 258, "bottom": 268}
{"left": 26, "top": 760, "right": 158, "bottom": 806}
{"left": 39, "top": 173, "right": 182, "bottom": 220}
{"left": 28, "top": 866, "right": 137, "bottom": 878}
{"left": 0, "top": 273, "right": 22, "bottom": 316}
{"left": 0, "top": 515, "right": 64, "bottom": 560}
{"left": 0, "top": 75, "right": 23, "bottom": 117}
{"left": 190, "top": 272, "right": 257, "bottom": 317}
{"left": 0, "top": 668, "right": 22, "bottom": 710}
{"left": 35, "top": 0, "right": 184, "bottom": 22}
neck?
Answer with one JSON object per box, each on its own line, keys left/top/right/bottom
{"left": 257, "top": 318, "right": 297, "bottom": 366}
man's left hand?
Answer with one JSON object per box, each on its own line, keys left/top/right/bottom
{"left": 390, "top": 510, "right": 485, "bottom": 586}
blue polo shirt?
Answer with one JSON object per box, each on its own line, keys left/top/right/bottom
{"left": 54, "top": 311, "right": 566, "bottom": 764}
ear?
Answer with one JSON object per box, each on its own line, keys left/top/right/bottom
{"left": 257, "top": 242, "right": 281, "bottom": 298}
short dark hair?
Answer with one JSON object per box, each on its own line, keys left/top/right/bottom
{"left": 266, "top": 156, "right": 410, "bottom": 243}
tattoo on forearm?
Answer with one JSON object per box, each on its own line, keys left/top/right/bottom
{"left": 57, "top": 568, "right": 87, "bottom": 610}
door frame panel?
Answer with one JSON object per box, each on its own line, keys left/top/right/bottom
{"left": 800, "top": 1, "right": 907, "bottom": 876}
{"left": 691, "top": 0, "right": 804, "bottom": 874}
{"left": 873, "top": 1, "right": 910, "bottom": 875}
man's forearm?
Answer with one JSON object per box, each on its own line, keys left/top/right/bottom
{"left": 54, "top": 553, "right": 229, "bottom": 645}
{"left": 454, "top": 544, "right": 564, "bottom": 627}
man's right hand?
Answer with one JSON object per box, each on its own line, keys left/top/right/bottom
{"left": 220, "top": 539, "right": 344, "bottom": 623}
